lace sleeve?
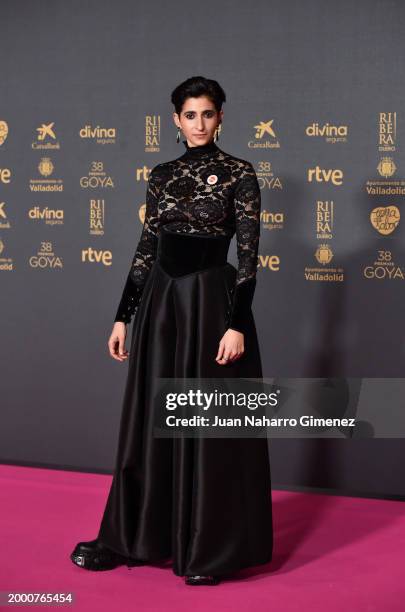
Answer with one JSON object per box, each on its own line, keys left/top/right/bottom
{"left": 114, "top": 164, "right": 162, "bottom": 324}
{"left": 227, "top": 161, "right": 261, "bottom": 334}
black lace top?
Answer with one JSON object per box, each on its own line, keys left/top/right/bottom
{"left": 114, "top": 138, "right": 261, "bottom": 334}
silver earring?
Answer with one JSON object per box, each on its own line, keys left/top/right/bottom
{"left": 176, "top": 127, "right": 181, "bottom": 143}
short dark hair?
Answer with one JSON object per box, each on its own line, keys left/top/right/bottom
{"left": 171, "top": 76, "right": 226, "bottom": 115}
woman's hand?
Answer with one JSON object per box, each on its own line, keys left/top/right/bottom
{"left": 216, "top": 328, "right": 244, "bottom": 365}
{"left": 108, "top": 322, "right": 129, "bottom": 362}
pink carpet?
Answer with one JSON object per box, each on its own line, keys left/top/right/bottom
{"left": 1, "top": 464, "right": 404, "bottom": 611}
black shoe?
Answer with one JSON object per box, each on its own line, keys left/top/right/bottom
{"left": 185, "top": 575, "right": 221, "bottom": 586}
{"left": 70, "top": 538, "right": 144, "bottom": 571}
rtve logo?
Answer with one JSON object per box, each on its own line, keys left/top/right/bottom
{"left": 81, "top": 247, "right": 112, "bottom": 266}
{"left": 0, "top": 168, "right": 11, "bottom": 183}
{"left": 307, "top": 166, "right": 343, "bottom": 185}
{"left": 258, "top": 254, "right": 280, "bottom": 271}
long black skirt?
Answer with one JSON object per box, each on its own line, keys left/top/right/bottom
{"left": 97, "top": 227, "right": 273, "bottom": 576}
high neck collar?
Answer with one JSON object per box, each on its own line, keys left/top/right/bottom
{"left": 182, "top": 138, "right": 220, "bottom": 159}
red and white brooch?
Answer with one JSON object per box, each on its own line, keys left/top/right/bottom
{"left": 206, "top": 174, "right": 218, "bottom": 185}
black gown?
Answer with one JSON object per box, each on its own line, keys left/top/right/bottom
{"left": 96, "top": 138, "right": 273, "bottom": 577}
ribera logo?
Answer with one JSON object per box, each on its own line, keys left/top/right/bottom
{"left": 28, "top": 206, "right": 64, "bottom": 226}
{"left": 378, "top": 112, "right": 396, "bottom": 152}
{"left": 145, "top": 115, "right": 161, "bottom": 152}
{"left": 79, "top": 125, "right": 116, "bottom": 145}
{"left": 316, "top": 200, "right": 334, "bottom": 239}
{"left": 305, "top": 122, "right": 348, "bottom": 143}
{"left": 307, "top": 166, "right": 343, "bottom": 185}
{"left": 32, "top": 122, "right": 60, "bottom": 150}
{"left": 0, "top": 120, "right": 9, "bottom": 146}
{"left": 89, "top": 199, "right": 105, "bottom": 236}
{"left": 81, "top": 247, "right": 112, "bottom": 266}
{"left": 364, "top": 113, "right": 400, "bottom": 195}
{"left": 249, "top": 120, "right": 280, "bottom": 150}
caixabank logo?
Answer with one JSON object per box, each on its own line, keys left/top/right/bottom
{"left": 0, "top": 201, "right": 11, "bottom": 229}
{"left": 249, "top": 119, "right": 280, "bottom": 150}
{"left": 32, "top": 122, "right": 61, "bottom": 150}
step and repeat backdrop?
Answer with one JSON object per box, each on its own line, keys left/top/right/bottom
{"left": 1, "top": 0, "right": 404, "bottom": 498}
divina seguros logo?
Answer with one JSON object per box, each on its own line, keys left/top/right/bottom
{"left": 79, "top": 125, "right": 116, "bottom": 145}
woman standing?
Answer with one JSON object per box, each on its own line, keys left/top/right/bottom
{"left": 70, "top": 76, "right": 273, "bottom": 586}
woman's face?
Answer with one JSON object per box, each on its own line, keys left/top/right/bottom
{"left": 173, "top": 95, "right": 223, "bottom": 147}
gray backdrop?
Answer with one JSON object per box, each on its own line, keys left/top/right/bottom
{"left": 1, "top": 0, "right": 404, "bottom": 499}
